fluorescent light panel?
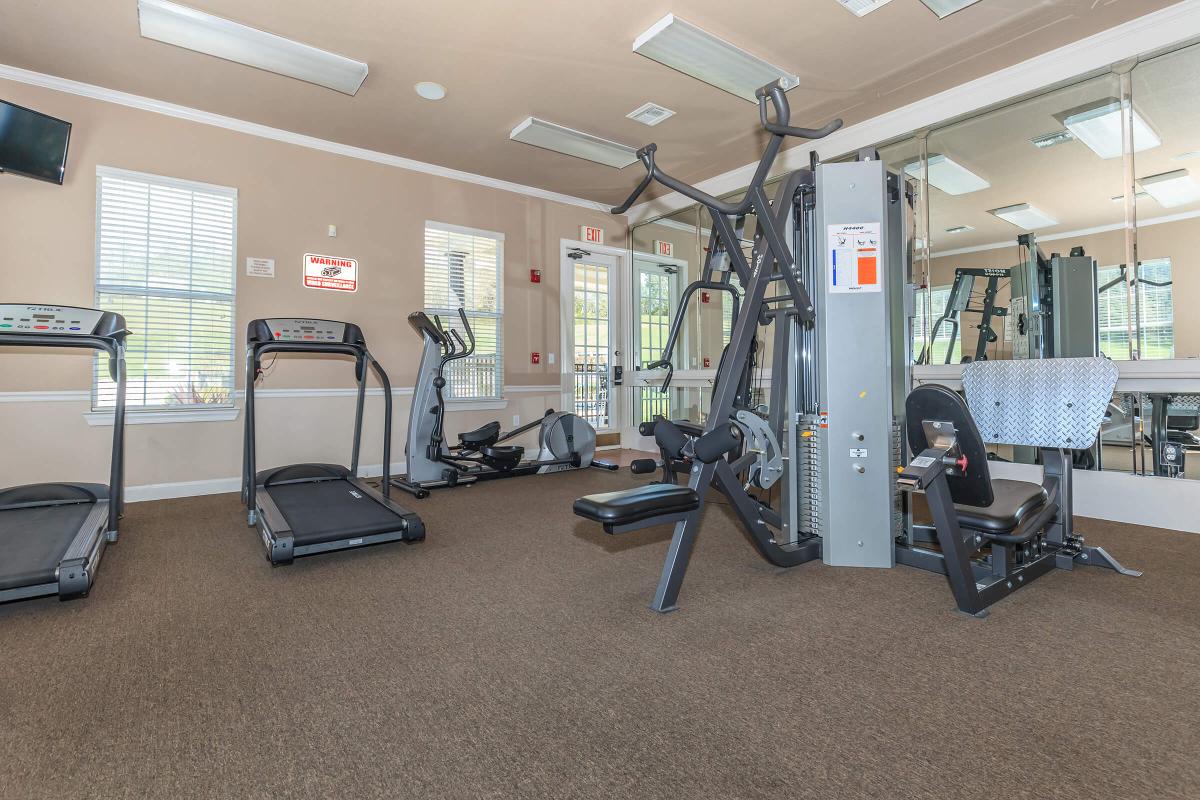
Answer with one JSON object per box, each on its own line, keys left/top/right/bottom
{"left": 990, "top": 203, "right": 1058, "bottom": 230}
{"left": 1110, "top": 192, "right": 1149, "bottom": 203}
{"left": 509, "top": 118, "right": 637, "bottom": 169}
{"left": 944, "top": 225, "right": 974, "bottom": 234}
{"left": 919, "top": 0, "right": 983, "bottom": 18}
{"left": 835, "top": 0, "right": 896, "bottom": 16}
{"left": 903, "top": 154, "right": 989, "bottom": 195}
{"left": 633, "top": 14, "right": 798, "bottom": 102}
{"left": 1059, "top": 99, "right": 1160, "bottom": 160}
{"left": 1138, "top": 170, "right": 1200, "bottom": 208}
{"left": 138, "top": 0, "right": 367, "bottom": 95}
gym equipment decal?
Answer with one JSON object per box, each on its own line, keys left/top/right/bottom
{"left": 303, "top": 253, "right": 358, "bottom": 293}
{"left": 827, "top": 223, "right": 881, "bottom": 293}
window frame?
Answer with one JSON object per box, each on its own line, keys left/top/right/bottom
{"left": 92, "top": 166, "right": 239, "bottom": 419}
{"left": 913, "top": 284, "right": 962, "bottom": 364}
{"left": 423, "top": 220, "right": 505, "bottom": 402}
{"left": 1097, "top": 258, "right": 1174, "bottom": 361}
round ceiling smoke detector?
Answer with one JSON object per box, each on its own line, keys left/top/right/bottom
{"left": 414, "top": 82, "right": 446, "bottom": 101}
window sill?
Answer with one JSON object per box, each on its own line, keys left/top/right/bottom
{"left": 85, "top": 407, "right": 241, "bottom": 426}
{"left": 445, "top": 399, "right": 508, "bottom": 412}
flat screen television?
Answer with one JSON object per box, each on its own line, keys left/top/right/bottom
{"left": 0, "top": 100, "right": 72, "bottom": 185}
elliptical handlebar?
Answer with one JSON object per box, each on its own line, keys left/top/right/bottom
{"left": 609, "top": 80, "right": 842, "bottom": 216}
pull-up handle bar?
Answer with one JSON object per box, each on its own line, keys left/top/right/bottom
{"left": 610, "top": 80, "right": 842, "bottom": 216}
{"left": 646, "top": 281, "right": 741, "bottom": 392}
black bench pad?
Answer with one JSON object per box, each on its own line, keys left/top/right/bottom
{"left": 574, "top": 484, "right": 699, "bottom": 527}
{"left": 955, "top": 479, "right": 1048, "bottom": 534}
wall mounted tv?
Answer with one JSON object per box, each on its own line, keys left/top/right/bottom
{"left": 0, "top": 100, "right": 72, "bottom": 185}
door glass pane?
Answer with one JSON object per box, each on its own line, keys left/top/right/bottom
{"left": 573, "top": 261, "right": 610, "bottom": 429}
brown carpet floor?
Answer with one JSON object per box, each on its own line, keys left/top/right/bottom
{"left": 2, "top": 467, "right": 1198, "bottom": 800}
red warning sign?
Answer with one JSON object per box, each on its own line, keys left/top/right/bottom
{"left": 303, "top": 254, "right": 358, "bottom": 293}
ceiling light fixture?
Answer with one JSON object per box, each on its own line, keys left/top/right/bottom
{"left": 1173, "top": 151, "right": 1200, "bottom": 162}
{"left": 834, "top": 0, "right": 896, "bottom": 16}
{"left": 509, "top": 118, "right": 637, "bottom": 169}
{"left": 627, "top": 102, "right": 676, "bottom": 127}
{"left": 1031, "top": 130, "right": 1075, "bottom": 149}
{"left": 1110, "top": 192, "right": 1149, "bottom": 203}
{"left": 1058, "top": 99, "right": 1160, "bottom": 160}
{"left": 990, "top": 203, "right": 1058, "bottom": 230}
{"left": 137, "top": 0, "right": 368, "bottom": 95}
{"left": 944, "top": 225, "right": 974, "bottom": 234}
{"left": 414, "top": 82, "right": 446, "bottom": 100}
{"left": 632, "top": 14, "right": 799, "bottom": 102}
{"left": 902, "top": 154, "right": 989, "bottom": 195}
{"left": 919, "top": 0, "right": 983, "bottom": 18}
{"left": 1138, "top": 170, "right": 1200, "bottom": 208}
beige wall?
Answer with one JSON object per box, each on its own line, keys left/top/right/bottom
{"left": 0, "top": 78, "right": 626, "bottom": 490}
{"left": 927, "top": 215, "right": 1200, "bottom": 361}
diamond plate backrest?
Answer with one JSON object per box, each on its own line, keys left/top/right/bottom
{"left": 962, "top": 358, "right": 1119, "bottom": 449}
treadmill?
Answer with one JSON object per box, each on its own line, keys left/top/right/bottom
{"left": 0, "top": 304, "right": 128, "bottom": 603}
{"left": 242, "top": 317, "right": 425, "bottom": 564}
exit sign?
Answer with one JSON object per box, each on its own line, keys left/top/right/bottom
{"left": 581, "top": 225, "right": 604, "bottom": 245}
{"left": 654, "top": 240, "right": 674, "bottom": 257}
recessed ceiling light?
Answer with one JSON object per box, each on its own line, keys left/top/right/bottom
{"left": 1111, "top": 192, "right": 1149, "bottom": 203}
{"left": 1031, "top": 130, "right": 1075, "bottom": 149}
{"left": 834, "top": 0, "right": 896, "bottom": 16}
{"left": 902, "top": 154, "right": 989, "bottom": 195}
{"left": 632, "top": 14, "right": 799, "bottom": 102}
{"left": 944, "top": 225, "right": 974, "bottom": 234}
{"left": 1174, "top": 151, "right": 1200, "bottom": 162}
{"left": 415, "top": 82, "right": 446, "bottom": 101}
{"left": 137, "top": 0, "right": 368, "bottom": 95}
{"left": 1058, "top": 99, "right": 1160, "bottom": 160}
{"left": 627, "top": 102, "right": 676, "bottom": 127}
{"left": 509, "top": 117, "right": 637, "bottom": 169}
{"left": 1138, "top": 170, "right": 1200, "bottom": 208}
{"left": 919, "top": 0, "right": 982, "bottom": 18}
{"left": 990, "top": 203, "right": 1058, "bottom": 230}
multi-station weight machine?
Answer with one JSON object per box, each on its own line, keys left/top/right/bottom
{"left": 574, "top": 80, "right": 1140, "bottom": 616}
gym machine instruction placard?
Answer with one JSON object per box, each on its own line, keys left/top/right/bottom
{"left": 827, "top": 223, "right": 881, "bottom": 293}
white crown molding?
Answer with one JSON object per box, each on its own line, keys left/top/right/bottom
{"left": 626, "top": 1, "right": 1200, "bottom": 223}
{"left": 930, "top": 207, "right": 1200, "bottom": 259}
{"left": 0, "top": 63, "right": 611, "bottom": 214}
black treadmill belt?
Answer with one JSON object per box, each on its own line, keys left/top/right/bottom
{"left": 265, "top": 479, "right": 404, "bottom": 546}
{"left": 0, "top": 503, "right": 95, "bottom": 591}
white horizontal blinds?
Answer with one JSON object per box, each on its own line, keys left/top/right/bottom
{"left": 913, "top": 286, "right": 960, "bottom": 363}
{"left": 1097, "top": 260, "right": 1174, "bottom": 360}
{"left": 94, "top": 169, "right": 237, "bottom": 410}
{"left": 424, "top": 223, "right": 503, "bottom": 400}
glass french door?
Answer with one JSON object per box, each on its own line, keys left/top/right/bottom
{"left": 567, "top": 252, "right": 620, "bottom": 432}
{"left": 633, "top": 256, "right": 681, "bottom": 425}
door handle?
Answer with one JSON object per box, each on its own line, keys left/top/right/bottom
{"left": 613, "top": 365, "right": 624, "bottom": 386}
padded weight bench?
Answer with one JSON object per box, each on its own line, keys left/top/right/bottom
{"left": 573, "top": 483, "right": 699, "bottom": 534}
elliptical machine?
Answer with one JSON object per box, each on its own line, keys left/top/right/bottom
{"left": 393, "top": 309, "right": 617, "bottom": 498}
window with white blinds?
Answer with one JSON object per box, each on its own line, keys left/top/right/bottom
{"left": 94, "top": 167, "right": 237, "bottom": 411}
{"left": 424, "top": 221, "right": 504, "bottom": 400}
{"left": 1097, "top": 259, "right": 1174, "bottom": 360}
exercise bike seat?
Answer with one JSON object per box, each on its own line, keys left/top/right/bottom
{"left": 459, "top": 421, "right": 501, "bottom": 448}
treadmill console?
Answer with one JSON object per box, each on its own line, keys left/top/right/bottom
{"left": 249, "top": 318, "right": 365, "bottom": 346}
{"left": 0, "top": 304, "right": 123, "bottom": 337}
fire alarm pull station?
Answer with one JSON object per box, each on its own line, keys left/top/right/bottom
{"left": 530, "top": 269, "right": 541, "bottom": 283}
{"left": 701, "top": 291, "right": 711, "bottom": 304}
{"left": 531, "top": 352, "right": 541, "bottom": 365}
{"left": 703, "top": 357, "right": 711, "bottom": 368}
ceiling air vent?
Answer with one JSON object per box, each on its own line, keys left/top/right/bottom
{"left": 627, "top": 102, "right": 676, "bottom": 127}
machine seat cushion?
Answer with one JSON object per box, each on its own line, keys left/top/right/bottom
{"left": 459, "top": 421, "right": 501, "bottom": 447}
{"left": 574, "top": 484, "right": 699, "bottom": 527}
{"left": 954, "top": 479, "right": 1049, "bottom": 534}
